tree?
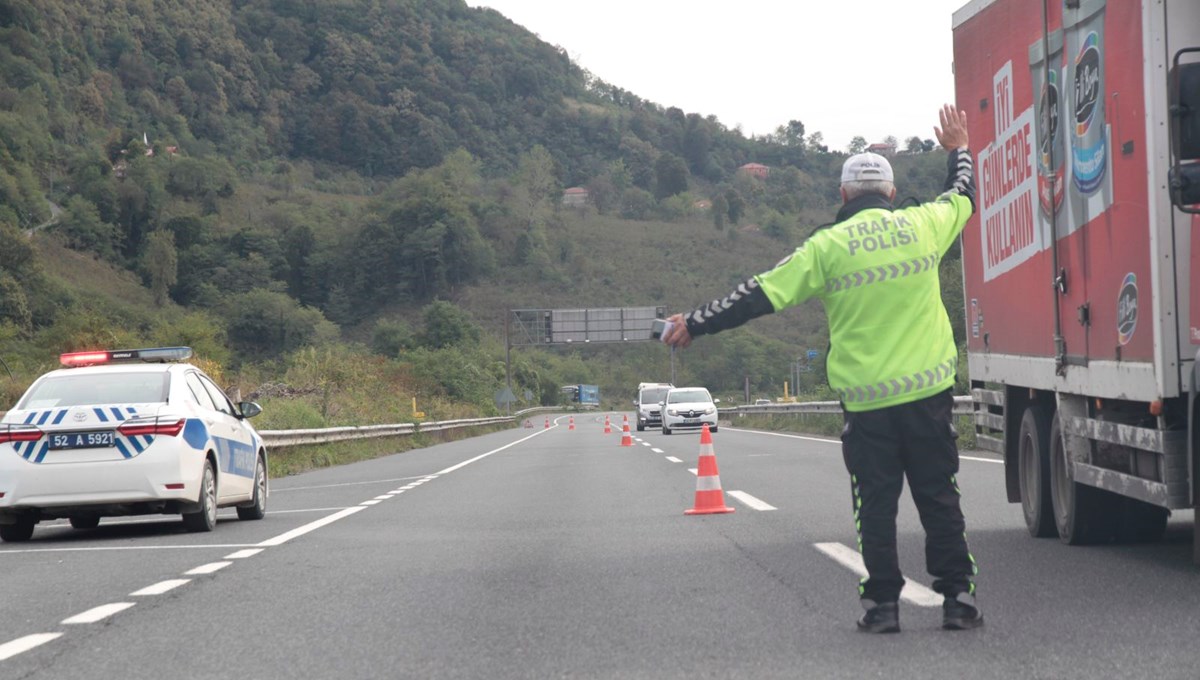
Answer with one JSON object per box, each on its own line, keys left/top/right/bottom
{"left": 419, "top": 300, "right": 481, "bottom": 349}
{"left": 725, "top": 188, "right": 745, "bottom": 226}
{"left": 225, "top": 289, "right": 338, "bottom": 358}
{"left": 711, "top": 194, "right": 728, "bottom": 231}
{"left": 905, "top": 136, "right": 925, "bottom": 154}
{"left": 141, "top": 230, "right": 178, "bottom": 307}
{"left": 849, "top": 136, "right": 868, "bottom": 154}
{"left": 653, "top": 153, "right": 689, "bottom": 199}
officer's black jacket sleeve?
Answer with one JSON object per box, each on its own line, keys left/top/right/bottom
{"left": 682, "top": 276, "right": 775, "bottom": 338}
{"left": 943, "top": 147, "right": 976, "bottom": 212}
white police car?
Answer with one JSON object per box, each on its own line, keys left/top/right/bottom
{"left": 0, "top": 347, "right": 267, "bottom": 542}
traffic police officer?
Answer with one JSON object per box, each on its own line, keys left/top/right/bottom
{"left": 662, "top": 105, "right": 982, "bottom": 633}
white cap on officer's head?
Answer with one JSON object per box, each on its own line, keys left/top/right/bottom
{"left": 841, "top": 152, "right": 894, "bottom": 184}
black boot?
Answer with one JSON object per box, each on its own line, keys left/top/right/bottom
{"left": 856, "top": 600, "right": 900, "bottom": 633}
{"left": 942, "top": 592, "right": 984, "bottom": 630}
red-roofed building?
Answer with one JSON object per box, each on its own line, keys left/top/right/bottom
{"left": 866, "top": 142, "right": 897, "bottom": 157}
{"left": 562, "top": 187, "right": 589, "bottom": 207}
{"left": 738, "top": 162, "right": 770, "bottom": 179}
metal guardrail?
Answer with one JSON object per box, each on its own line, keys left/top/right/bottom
{"left": 258, "top": 406, "right": 559, "bottom": 449}
{"left": 719, "top": 395, "right": 974, "bottom": 416}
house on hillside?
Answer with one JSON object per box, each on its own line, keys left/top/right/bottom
{"left": 738, "top": 162, "right": 769, "bottom": 180}
{"left": 866, "top": 142, "right": 897, "bottom": 157}
{"left": 562, "top": 187, "right": 589, "bottom": 207}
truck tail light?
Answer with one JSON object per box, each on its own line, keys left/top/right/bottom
{"left": 118, "top": 418, "right": 185, "bottom": 438}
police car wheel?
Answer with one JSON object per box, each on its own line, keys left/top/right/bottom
{"left": 237, "top": 455, "right": 267, "bottom": 521}
{"left": 710, "top": 425, "right": 718, "bottom": 433}
{"left": 69, "top": 516, "right": 101, "bottom": 530}
{"left": 0, "top": 517, "right": 35, "bottom": 542}
{"left": 662, "top": 426, "right": 672, "bottom": 435}
{"left": 636, "top": 423, "right": 644, "bottom": 432}
{"left": 183, "top": 461, "right": 217, "bottom": 532}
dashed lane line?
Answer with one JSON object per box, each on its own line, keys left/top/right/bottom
{"left": 130, "top": 580, "right": 190, "bottom": 596}
{"left": 185, "top": 561, "right": 232, "bottom": 576}
{"left": 62, "top": 603, "right": 136, "bottom": 625}
{"left": 814, "top": 542, "right": 942, "bottom": 607}
{"left": 651, "top": 448, "right": 664, "bottom": 454}
{"left": 665, "top": 456, "right": 683, "bottom": 463}
{"left": 273, "top": 475, "right": 437, "bottom": 492}
{"left": 0, "top": 634, "right": 62, "bottom": 661}
{"left": 256, "top": 507, "right": 368, "bottom": 548}
{"left": 225, "top": 549, "right": 262, "bottom": 559}
{"left": 727, "top": 490, "right": 777, "bottom": 511}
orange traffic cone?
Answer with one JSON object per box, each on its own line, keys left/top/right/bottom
{"left": 623, "top": 414, "right": 629, "bottom": 424}
{"left": 619, "top": 420, "right": 633, "bottom": 447}
{"left": 524, "top": 419, "right": 532, "bottom": 428}
{"left": 603, "top": 415, "right": 612, "bottom": 435}
{"left": 544, "top": 417, "right": 550, "bottom": 429}
{"left": 685, "top": 424, "right": 734, "bottom": 515}
{"left": 568, "top": 416, "right": 575, "bottom": 431}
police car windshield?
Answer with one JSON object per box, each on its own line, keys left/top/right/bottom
{"left": 640, "top": 388, "right": 669, "bottom": 403}
{"left": 18, "top": 372, "right": 170, "bottom": 409}
{"left": 668, "top": 390, "right": 710, "bottom": 404}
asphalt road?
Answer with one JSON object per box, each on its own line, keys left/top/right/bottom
{"left": 2, "top": 414, "right": 1199, "bottom": 679}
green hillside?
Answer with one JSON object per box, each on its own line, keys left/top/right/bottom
{"left": 0, "top": 0, "right": 961, "bottom": 422}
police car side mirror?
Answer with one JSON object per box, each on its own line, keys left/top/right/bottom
{"left": 238, "top": 401, "right": 263, "bottom": 419}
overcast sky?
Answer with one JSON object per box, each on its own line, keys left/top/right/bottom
{"left": 469, "top": 0, "right": 970, "bottom": 152}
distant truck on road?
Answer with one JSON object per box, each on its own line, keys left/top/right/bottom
{"left": 952, "top": 0, "right": 1200, "bottom": 554}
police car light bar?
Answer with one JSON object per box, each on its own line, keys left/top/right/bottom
{"left": 59, "top": 347, "right": 194, "bottom": 367}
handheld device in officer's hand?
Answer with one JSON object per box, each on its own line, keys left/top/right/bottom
{"left": 650, "top": 318, "right": 673, "bottom": 342}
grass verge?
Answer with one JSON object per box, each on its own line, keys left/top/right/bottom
{"left": 267, "top": 421, "right": 515, "bottom": 478}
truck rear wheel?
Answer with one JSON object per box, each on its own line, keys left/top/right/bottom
{"left": 1018, "top": 405, "right": 1057, "bottom": 538}
{"left": 1049, "top": 412, "right": 1116, "bottom": 544}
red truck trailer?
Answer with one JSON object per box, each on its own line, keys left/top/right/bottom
{"left": 952, "top": 0, "right": 1200, "bottom": 553}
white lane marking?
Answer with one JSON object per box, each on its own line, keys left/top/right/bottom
{"left": 723, "top": 427, "right": 838, "bottom": 444}
{"left": 688, "top": 468, "right": 698, "bottom": 475}
{"left": 185, "top": 561, "right": 232, "bottom": 575}
{"left": 225, "top": 549, "right": 263, "bottom": 559}
{"left": 727, "top": 490, "right": 777, "bottom": 511}
{"left": 665, "top": 456, "right": 683, "bottom": 463}
{"left": 62, "top": 602, "right": 136, "bottom": 624}
{"left": 37, "top": 506, "right": 353, "bottom": 530}
{"left": 725, "top": 427, "right": 1001, "bottom": 463}
{"left": 962, "top": 455, "right": 1002, "bottom": 464}
{"left": 130, "top": 579, "right": 190, "bottom": 596}
{"left": 361, "top": 500, "right": 382, "bottom": 506}
{"left": 273, "top": 475, "right": 434, "bottom": 492}
{"left": 0, "top": 544, "right": 257, "bottom": 555}
{"left": 256, "top": 506, "right": 367, "bottom": 547}
{"left": 373, "top": 495, "right": 393, "bottom": 500}
{"left": 436, "top": 427, "right": 551, "bottom": 475}
{"left": 651, "top": 448, "right": 664, "bottom": 454}
{"left": 0, "top": 633, "right": 62, "bottom": 661}
{"left": 641, "top": 442, "right": 651, "bottom": 446}
{"left": 814, "top": 542, "right": 942, "bottom": 607}
{"left": 389, "top": 490, "right": 406, "bottom": 494}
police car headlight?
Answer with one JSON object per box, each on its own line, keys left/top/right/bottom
{"left": 703, "top": 407, "right": 715, "bottom": 415}
{"left": 667, "top": 409, "right": 678, "bottom": 416}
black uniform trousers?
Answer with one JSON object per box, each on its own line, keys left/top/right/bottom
{"left": 840, "top": 388, "right": 976, "bottom": 604}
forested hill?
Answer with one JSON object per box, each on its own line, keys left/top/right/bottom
{"left": 0, "top": 0, "right": 955, "bottom": 414}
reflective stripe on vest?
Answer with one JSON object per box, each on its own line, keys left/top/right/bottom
{"left": 825, "top": 254, "right": 940, "bottom": 294}
{"left": 837, "top": 358, "right": 957, "bottom": 405}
